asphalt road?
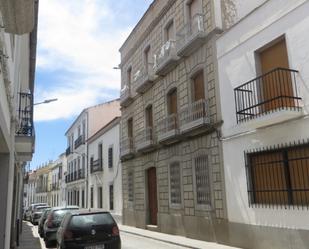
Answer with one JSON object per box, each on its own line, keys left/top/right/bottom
{"left": 34, "top": 226, "right": 188, "bottom": 249}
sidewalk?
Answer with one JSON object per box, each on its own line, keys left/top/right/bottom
{"left": 18, "top": 222, "right": 41, "bottom": 249}
{"left": 119, "top": 224, "right": 242, "bottom": 249}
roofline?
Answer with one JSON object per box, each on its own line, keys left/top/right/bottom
{"left": 64, "top": 98, "right": 120, "bottom": 135}
{"left": 87, "top": 116, "right": 120, "bottom": 144}
{"left": 119, "top": 0, "right": 154, "bottom": 52}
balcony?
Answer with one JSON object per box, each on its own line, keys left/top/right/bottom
{"left": 50, "top": 183, "right": 60, "bottom": 191}
{"left": 120, "top": 137, "right": 135, "bottom": 160}
{"left": 176, "top": 14, "right": 207, "bottom": 57}
{"left": 136, "top": 127, "right": 156, "bottom": 153}
{"left": 120, "top": 85, "right": 133, "bottom": 107}
{"left": 65, "top": 169, "right": 85, "bottom": 183}
{"left": 157, "top": 113, "right": 179, "bottom": 144}
{"left": 66, "top": 146, "right": 71, "bottom": 156}
{"left": 154, "top": 40, "right": 179, "bottom": 76}
{"left": 90, "top": 159, "right": 103, "bottom": 173}
{"left": 179, "top": 99, "right": 211, "bottom": 135}
{"left": 74, "top": 135, "right": 84, "bottom": 149}
{"left": 234, "top": 68, "right": 302, "bottom": 129}
{"left": 36, "top": 186, "right": 48, "bottom": 193}
{"left": 134, "top": 63, "right": 156, "bottom": 94}
{"left": 15, "top": 92, "right": 35, "bottom": 161}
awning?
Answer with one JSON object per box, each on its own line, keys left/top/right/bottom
{"left": 0, "top": 0, "right": 35, "bottom": 35}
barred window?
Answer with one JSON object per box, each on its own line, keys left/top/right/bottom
{"left": 109, "top": 184, "right": 114, "bottom": 210}
{"left": 108, "top": 147, "right": 113, "bottom": 168}
{"left": 247, "top": 144, "right": 309, "bottom": 207}
{"left": 128, "top": 171, "right": 134, "bottom": 202}
{"left": 194, "top": 155, "right": 211, "bottom": 205}
{"left": 169, "top": 162, "right": 182, "bottom": 205}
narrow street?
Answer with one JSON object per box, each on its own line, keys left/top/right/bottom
{"left": 19, "top": 222, "right": 188, "bottom": 249}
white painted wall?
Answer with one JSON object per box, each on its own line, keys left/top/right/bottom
{"left": 88, "top": 122, "right": 122, "bottom": 217}
{"left": 217, "top": 0, "right": 309, "bottom": 229}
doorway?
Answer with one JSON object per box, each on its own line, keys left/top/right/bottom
{"left": 147, "top": 167, "right": 158, "bottom": 225}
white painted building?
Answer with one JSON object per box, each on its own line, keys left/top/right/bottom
{"left": 217, "top": 1, "right": 309, "bottom": 248}
{"left": 88, "top": 117, "right": 122, "bottom": 222}
{"left": 0, "top": 0, "right": 38, "bottom": 248}
{"left": 50, "top": 156, "right": 64, "bottom": 207}
{"left": 65, "top": 100, "right": 120, "bottom": 208}
{"left": 25, "top": 171, "right": 37, "bottom": 207}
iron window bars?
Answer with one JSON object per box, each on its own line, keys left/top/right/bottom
{"left": 245, "top": 140, "right": 309, "bottom": 209}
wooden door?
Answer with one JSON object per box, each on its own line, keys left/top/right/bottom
{"left": 193, "top": 71, "right": 205, "bottom": 101}
{"left": 168, "top": 89, "right": 177, "bottom": 114}
{"left": 127, "top": 118, "right": 133, "bottom": 138}
{"left": 147, "top": 167, "right": 158, "bottom": 225}
{"left": 260, "top": 39, "right": 294, "bottom": 111}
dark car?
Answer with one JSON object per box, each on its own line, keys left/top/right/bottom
{"left": 31, "top": 205, "right": 50, "bottom": 225}
{"left": 38, "top": 208, "right": 51, "bottom": 237}
{"left": 43, "top": 206, "right": 79, "bottom": 247}
{"left": 56, "top": 210, "right": 121, "bottom": 249}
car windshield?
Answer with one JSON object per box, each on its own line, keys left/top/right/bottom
{"left": 36, "top": 206, "right": 49, "bottom": 211}
{"left": 42, "top": 209, "right": 51, "bottom": 218}
{"left": 70, "top": 213, "right": 114, "bottom": 229}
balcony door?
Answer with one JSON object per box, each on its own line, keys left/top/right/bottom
{"left": 192, "top": 71, "right": 205, "bottom": 102}
{"left": 146, "top": 105, "right": 153, "bottom": 140}
{"left": 260, "top": 39, "right": 294, "bottom": 111}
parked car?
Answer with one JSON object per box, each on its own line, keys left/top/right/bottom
{"left": 38, "top": 208, "right": 51, "bottom": 237}
{"left": 43, "top": 206, "right": 79, "bottom": 247}
{"left": 56, "top": 210, "right": 121, "bottom": 249}
{"left": 31, "top": 205, "right": 50, "bottom": 225}
{"left": 25, "top": 203, "right": 48, "bottom": 221}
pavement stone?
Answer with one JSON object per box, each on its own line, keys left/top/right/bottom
{"left": 119, "top": 225, "right": 242, "bottom": 249}
{"left": 18, "top": 222, "right": 42, "bottom": 249}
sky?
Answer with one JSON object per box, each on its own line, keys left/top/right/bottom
{"left": 31, "top": 0, "right": 153, "bottom": 169}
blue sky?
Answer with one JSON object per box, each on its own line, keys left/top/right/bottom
{"left": 31, "top": 0, "right": 153, "bottom": 169}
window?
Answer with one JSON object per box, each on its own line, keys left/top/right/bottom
{"left": 192, "top": 71, "right": 205, "bottom": 101}
{"left": 109, "top": 184, "right": 114, "bottom": 211}
{"left": 146, "top": 105, "right": 153, "bottom": 128}
{"left": 194, "top": 154, "right": 211, "bottom": 205}
{"left": 246, "top": 143, "right": 309, "bottom": 207}
{"left": 187, "top": 0, "right": 200, "bottom": 21}
{"left": 98, "top": 143, "right": 103, "bottom": 166}
{"left": 144, "top": 46, "right": 151, "bottom": 73}
{"left": 98, "top": 187, "right": 103, "bottom": 208}
{"left": 90, "top": 187, "right": 94, "bottom": 208}
{"left": 165, "top": 20, "right": 175, "bottom": 41}
{"left": 128, "top": 171, "right": 134, "bottom": 202}
{"left": 82, "top": 190, "right": 85, "bottom": 208}
{"left": 168, "top": 88, "right": 177, "bottom": 114}
{"left": 108, "top": 146, "right": 113, "bottom": 168}
{"left": 127, "top": 67, "right": 132, "bottom": 85}
{"left": 127, "top": 118, "right": 133, "bottom": 138}
{"left": 169, "top": 162, "right": 182, "bottom": 205}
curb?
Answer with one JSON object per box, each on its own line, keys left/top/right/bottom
{"left": 120, "top": 229, "right": 200, "bottom": 249}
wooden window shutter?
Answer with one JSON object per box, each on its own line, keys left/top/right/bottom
{"left": 127, "top": 118, "right": 133, "bottom": 138}
{"left": 146, "top": 106, "right": 153, "bottom": 127}
{"left": 193, "top": 71, "right": 205, "bottom": 101}
{"left": 168, "top": 89, "right": 177, "bottom": 114}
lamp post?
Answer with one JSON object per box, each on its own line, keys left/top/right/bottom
{"left": 33, "top": 98, "right": 58, "bottom": 106}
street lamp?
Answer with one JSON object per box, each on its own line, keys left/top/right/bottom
{"left": 33, "top": 98, "right": 58, "bottom": 106}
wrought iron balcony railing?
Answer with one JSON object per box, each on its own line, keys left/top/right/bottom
{"left": 120, "top": 137, "right": 135, "bottom": 158}
{"left": 179, "top": 99, "right": 210, "bottom": 133}
{"left": 90, "top": 159, "right": 103, "bottom": 173}
{"left": 120, "top": 85, "right": 133, "bottom": 107}
{"left": 74, "top": 135, "right": 84, "bottom": 149}
{"left": 154, "top": 40, "right": 179, "bottom": 76}
{"left": 157, "top": 113, "right": 179, "bottom": 143}
{"left": 234, "top": 68, "right": 301, "bottom": 123}
{"left": 16, "top": 92, "right": 34, "bottom": 136}
{"left": 176, "top": 14, "right": 207, "bottom": 56}
{"left": 134, "top": 63, "right": 156, "bottom": 94}
{"left": 66, "top": 146, "right": 71, "bottom": 156}
{"left": 136, "top": 127, "right": 155, "bottom": 152}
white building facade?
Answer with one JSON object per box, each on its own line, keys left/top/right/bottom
{"left": 0, "top": 0, "right": 38, "bottom": 248}
{"left": 88, "top": 117, "right": 122, "bottom": 222}
{"left": 50, "top": 156, "right": 64, "bottom": 207}
{"left": 65, "top": 100, "right": 120, "bottom": 208}
{"left": 217, "top": 0, "right": 309, "bottom": 248}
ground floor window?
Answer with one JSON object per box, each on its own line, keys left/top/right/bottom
{"left": 194, "top": 154, "right": 211, "bottom": 206}
{"left": 109, "top": 184, "right": 114, "bottom": 211}
{"left": 246, "top": 142, "right": 309, "bottom": 207}
{"left": 82, "top": 189, "right": 85, "bottom": 208}
{"left": 98, "top": 187, "right": 103, "bottom": 208}
{"left": 169, "top": 161, "right": 182, "bottom": 206}
{"left": 128, "top": 171, "right": 134, "bottom": 202}
{"left": 90, "top": 187, "right": 94, "bottom": 208}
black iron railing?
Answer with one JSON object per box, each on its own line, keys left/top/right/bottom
{"left": 65, "top": 169, "right": 85, "bottom": 183}
{"left": 65, "top": 146, "right": 71, "bottom": 156}
{"left": 90, "top": 159, "right": 103, "bottom": 173}
{"left": 234, "top": 68, "right": 301, "bottom": 123}
{"left": 16, "top": 92, "right": 34, "bottom": 136}
{"left": 74, "top": 135, "right": 84, "bottom": 149}
{"left": 245, "top": 141, "right": 309, "bottom": 209}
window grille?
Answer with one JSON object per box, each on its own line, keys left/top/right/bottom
{"left": 170, "top": 162, "right": 182, "bottom": 205}
{"left": 108, "top": 147, "right": 113, "bottom": 168}
{"left": 246, "top": 142, "right": 309, "bottom": 208}
{"left": 128, "top": 171, "right": 134, "bottom": 202}
{"left": 90, "top": 187, "right": 94, "bottom": 208}
{"left": 109, "top": 184, "right": 114, "bottom": 210}
{"left": 194, "top": 155, "right": 211, "bottom": 205}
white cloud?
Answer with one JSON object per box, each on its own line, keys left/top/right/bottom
{"left": 35, "top": 0, "right": 132, "bottom": 121}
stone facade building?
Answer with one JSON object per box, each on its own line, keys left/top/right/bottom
{"left": 119, "top": 0, "right": 227, "bottom": 241}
